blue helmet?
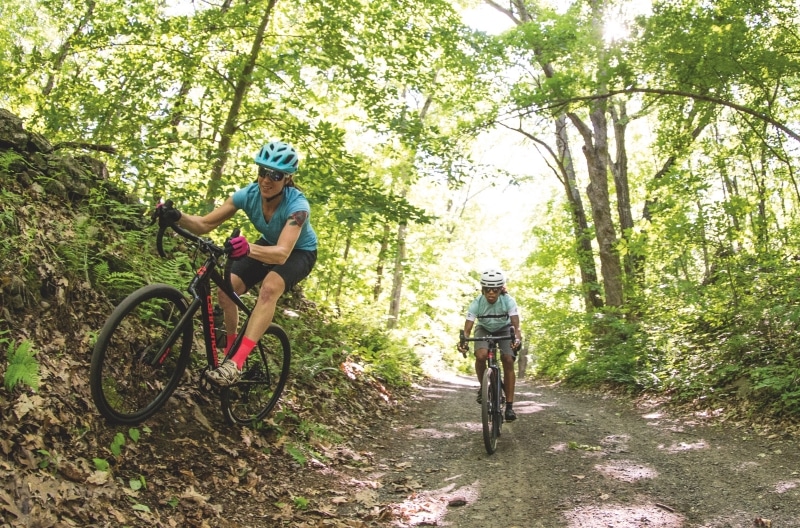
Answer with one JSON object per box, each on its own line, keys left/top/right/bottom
{"left": 254, "top": 141, "right": 299, "bottom": 174}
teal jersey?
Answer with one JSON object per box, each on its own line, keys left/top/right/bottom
{"left": 466, "top": 294, "right": 519, "bottom": 333}
{"left": 232, "top": 184, "right": 317, "bottom": 251}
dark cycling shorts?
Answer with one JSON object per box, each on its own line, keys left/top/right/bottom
{"left": 474, "top": 325, "right": 516, "bottom": 359}
{"left": 230, "top": 238, "right": 317, "bottom": 294}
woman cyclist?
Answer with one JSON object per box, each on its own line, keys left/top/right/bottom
{"left": 458, "top": 268, "right": 522, "bottom": 421}
{"left": 155, "top": 141, "right": 317, "bottom": 386}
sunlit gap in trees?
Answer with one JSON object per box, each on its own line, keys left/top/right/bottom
{"left": 163, "top": 0, "right": 203, "bottom": 17}
{"left": 603, "top": 1, "right": 652, "bottom": 43}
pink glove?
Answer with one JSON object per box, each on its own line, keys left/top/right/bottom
{"left": 225, "top": 235, "right": 250, "bottom": 259}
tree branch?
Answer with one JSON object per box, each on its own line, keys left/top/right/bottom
{"left": 513, "top": 87, "right": 800, "bottom": 143}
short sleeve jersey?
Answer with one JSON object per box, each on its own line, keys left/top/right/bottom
{"left": 466, "top": 294, "right": 519, "bottom": 333}
{"left": 232, "top": 184, "right": 318, "bottom": 251}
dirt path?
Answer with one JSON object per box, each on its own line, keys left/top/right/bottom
{"left": 340, "top": 371, "right": 800, "bottom": 527}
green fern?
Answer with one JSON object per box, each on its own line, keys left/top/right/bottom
{"left": 100, "top": 271, "right": 148, "bottom": 296}
{"left": 150, "top": 255, "right": 193, "bottom": 288}
{"left": 93, "top": 260, "right": 110, "bottom": 283}
{"left": 0, "top": 151, "right": 28, "bottom": 174}
{"left": 4, "top": 339, "right": 40, "bottom": 392}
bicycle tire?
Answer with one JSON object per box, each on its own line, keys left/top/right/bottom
{"left": 494, "top": 366, "right": 503, "bottom": 440}
{"left": 90, "top": 284, "right": 193, "bottom": 425}
{"left": 481, "top": 368, "right": 498, "bottom": 454}
{"left": 221, "top": 323, "right": 291, "bottom": 425}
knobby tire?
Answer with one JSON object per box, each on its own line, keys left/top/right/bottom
{"left": 221, "top": 323, "right": 291, "bottom": 425}
{"left": 90, "top": 284, "right": 193, "bottom": 425}
{"left": 494, "top": 366, "right": 503, "bottom": 441}
{"left": 481, "top": 368, "right": 498, "bottom": 454}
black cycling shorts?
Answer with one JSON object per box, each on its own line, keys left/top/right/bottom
{"left": 230, "top": 238, "right": 316, "bottom": 294}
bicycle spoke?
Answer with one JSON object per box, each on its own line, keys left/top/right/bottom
{"left": 91, "top": 285, "right": 192, "bottom": 424}
{"left": 222, "top": 324, "right": 290, "bottom": 425}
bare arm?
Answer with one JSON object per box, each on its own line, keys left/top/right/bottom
{"left": 463, "top": 319, "right": 475, "bottom": 338}
{"left": 248, "top": 210, "right": 305, "bottom": 265}
{"left": 175, "top": 197, "right": 238, "bottom": 235}
{"left": 510, "top": 314, "right": 522, "bottom": 350}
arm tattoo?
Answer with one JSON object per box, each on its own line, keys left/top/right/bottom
{"left": 289, "top": 210, "right": 308, "bottom": 227}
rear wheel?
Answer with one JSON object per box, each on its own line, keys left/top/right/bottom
{"left": 90, "top": 284, "right": 193, "bottom": 425}
{"left": 221, "top": 324, "right": 291, "bottom": 425}
{"left": 481, "top": 368, "right": 498, "bottom": 454}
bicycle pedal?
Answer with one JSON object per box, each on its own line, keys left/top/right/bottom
{"left": 199, "top": 370, "right": 221, "bottom": 393}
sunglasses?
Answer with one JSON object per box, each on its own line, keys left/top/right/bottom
{"left": 258, "top": 166, "right": 287, "bottom": 182}
{"left": 482, "top": 287, "right": 501, "bottom": 294}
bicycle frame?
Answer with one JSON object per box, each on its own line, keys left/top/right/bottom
{"left": 91, "top": 219, "right": 294, "bottom": 426}
{"left": 461, "top": 328, "right": 514, "bottom": 454}
{"left": 149, "top": 225, "right": 251, "bottom": 371}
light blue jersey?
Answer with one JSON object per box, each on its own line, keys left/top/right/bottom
{"left": 232, "top": 184, "right": 317, "bottom": 251}
{"left": 466, "top": 294, "right": 519, "bottom": 333}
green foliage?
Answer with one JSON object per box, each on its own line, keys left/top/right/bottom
{"left": 129, "top": 475, "right": 147, "bottom": 491}
{"left": 0, "top": 150, "right": 28, "bottom": 174}
{"left": 4, "top": 339, "right": 40, "bottom": 392}
{"left": 95, "top": 237, "right": 192, "bottom": 301}
{"left": 37, "top": 449, "right": 55, "bottom": 469}
{"left": 345, "top": 324, "right": 422, "bottom": 387}
{"left": 277, "top": 306, "right": 421, "bottom": 389}
{"left": 0, "top": 186, "right": 25, "bottom": 266}
{"left": 128, "top": 428, "right": 141, "bottom": 443}
{"left": 569, "top": 312, "right": 665, "bottom": 391}
{"left": 110, "top": 432, "right": 125, "bottom": 457}
{"left": 297, "top": 420, "right": 342, "bottom": 445}
{"left": 284, "top": 443, "right": 307, "bottom": 466}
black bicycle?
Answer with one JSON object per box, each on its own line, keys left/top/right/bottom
{"left": 90, "top": 219, "right": 291, "bottom": 426}
{"left": 460, "top": 328, "right": 515, "bottom": 454}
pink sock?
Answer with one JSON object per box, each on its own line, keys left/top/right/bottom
{"left": 231, "top": 336, "right": 256, "bottom": 368}
{"left": 225, "top": 334, "right": 237, "bottom": 353}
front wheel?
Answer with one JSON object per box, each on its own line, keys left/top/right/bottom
{"left": 90, "top": 284, "right": 194, "bottom": 425}
{"left": 481, "top": 368, "right": 498, "bottom": 454}
{"left": 221, "top": 323, "right": 291, "bottom": 425}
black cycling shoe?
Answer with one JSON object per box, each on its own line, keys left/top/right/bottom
{"left": 504, "top": 406, "right": 517, "bottom": 422}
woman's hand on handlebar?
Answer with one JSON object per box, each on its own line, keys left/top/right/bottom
{"left": 225, "top": 234, "right": 250, "bottom": 259}
{"left": 152, "top": 200, "right": 182, "bottom": 227}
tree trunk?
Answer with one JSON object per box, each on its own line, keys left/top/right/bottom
{"left": 569, "top": 104, "right": 625, "bottom": 308}
{"left": 43, "top": 1, "right": 96, "bottom": 96}
{"left": 335, "top": 224, "right": 353, "bottom": 312}
{"left": 609, "top": 102, "right": 636, "bottom": 281}
{"left": 373, "top": 223, "right": 391, "bottom": 301}
{"left": 491, "top": 0, "right": 604, "bottom": 311}
{"left": 387, "top": 223, "right": 407, "bottom": 329}
{"left": 204, "top": 0, "right": 278, "bottom": 211}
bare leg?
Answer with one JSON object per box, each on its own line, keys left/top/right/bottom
{"left": 218, "top": 274, "right": 247, "bottom": 343}
{"left": 241, "top": 271, "right": 285, "bottom": 342}
{"left": 475, "top": 347, "right": 488, "bottom": 385}
{"left": 501, "top": 353, "right": 516, "bottom": 403}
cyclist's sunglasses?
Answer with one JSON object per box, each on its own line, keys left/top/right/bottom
{"left": 482, "top": 287, "right": 501, "bottom": 294}
{"left": 258, "top": 166, "right": 287, "bottom": 182}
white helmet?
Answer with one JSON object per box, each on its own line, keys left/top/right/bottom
{"left": 480, "top": 268, "right": 505, "bottom": 288}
